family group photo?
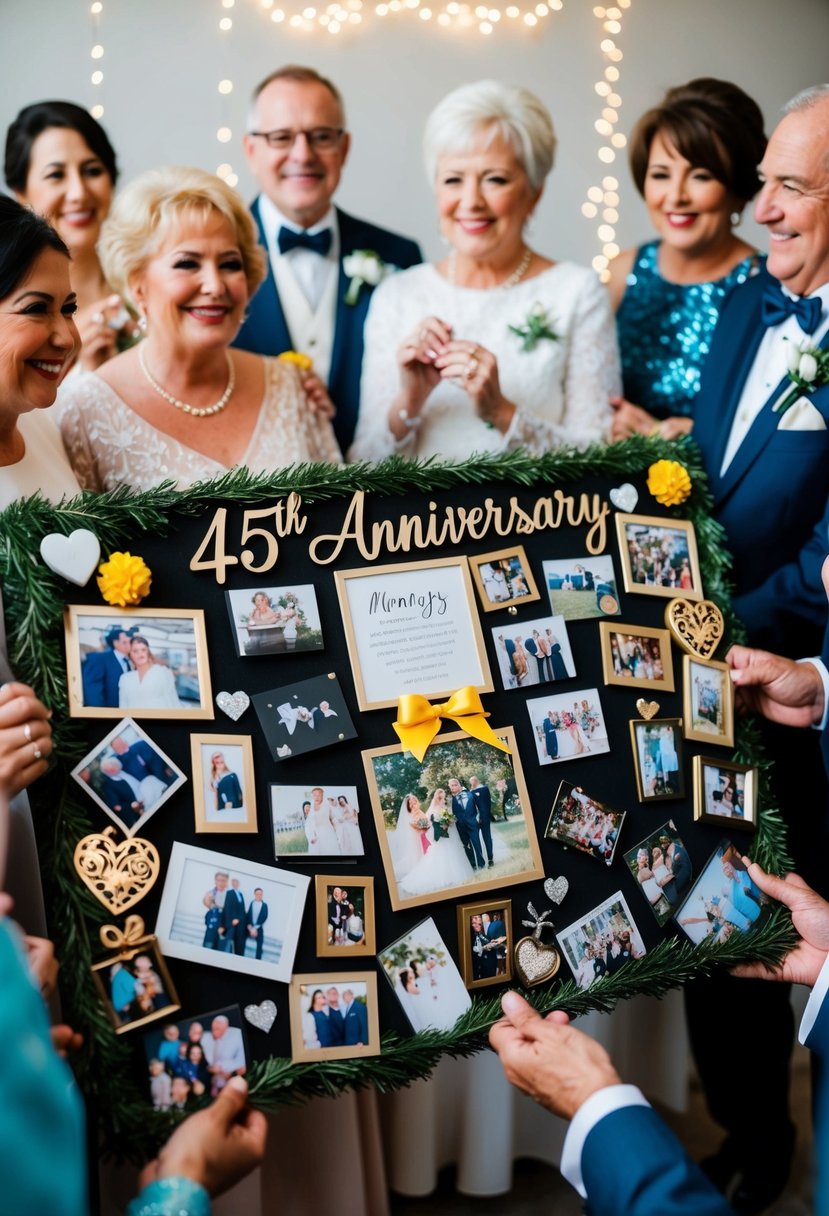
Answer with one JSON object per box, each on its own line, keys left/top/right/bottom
{"left": 544, "top": 555, "right": 621, "bottom": 620}
{"left": 557, "top": 892, "right": 646, "bottom": 991}
{"left": 378, "top": 916, "right": 471, "bottom": 1032}
{"left": 270, "top": 784, "right": 365, "bottom": 856}
{"left": 225, "top": 584, "right": 323, "bottom": 658}
{"left": 71, "top": 717, "right": 184, "bottom": 835}
{"left": 623, "top": 821, "right": 693, "bottom": 927}
{"left": 527, "top": 688, "right": 610, "bottom": 765}
{"left": 491, "top": 612, "right": 575, "bottom": 690}
{"left": 290, "top": 973, "right": 379, "bottom": 1062}
{"left": 143, "top": 1005, "right": 247, "bottom": 1110}
{"left": 601, "top": 623, "right": 674, "bottom": 691}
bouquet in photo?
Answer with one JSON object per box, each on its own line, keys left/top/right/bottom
{"left": 433, "top": 809, "right": 453, "bottom": 842}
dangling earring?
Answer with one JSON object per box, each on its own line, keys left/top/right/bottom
{"left": 730, "top": 211, "right": 743, "bottom": 227}
{"left": 137, "top": 312, "right": 147, "bottom": 333}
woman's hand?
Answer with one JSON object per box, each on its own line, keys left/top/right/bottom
{"left": 24, "top": 934, "right": 59, "bottom": 999}
{"left": 396, "top": 316, "right": 451, "bottom": 408}
{"left": 301, "top": 373, "right": 336, "bottom": 421}
{"left": 434, "top": 340, "right": 517, "bottom": 433}
{"left": 608, "top": 395, "right": 657, "bottom": 440}
{"left": 0, "top": 682, "right": 53, "bottom": 797}
{"left": 75, "top": 294, "right": 124, "bottom": 372}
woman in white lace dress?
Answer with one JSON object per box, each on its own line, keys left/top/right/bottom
{"left": 350, "top": 81, "right": 619, "bottom": 461}
{"left": 57, "top": 166, "right": 341, "bottom": 490}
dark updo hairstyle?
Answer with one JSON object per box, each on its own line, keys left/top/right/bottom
{"left": 628, "top": 78, "right": 766, "bottom": 208}
{"left": 0, "top": 194, "right": 69, "bottom": 300}
{"left": 4, "top": 100, "right": 119, "bottom": 194}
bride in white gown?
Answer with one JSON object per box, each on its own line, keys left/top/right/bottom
{"left": 390, "top": 794, "right": 430, "bottom": 882}
{"left": 399, "top": 789, "right": 475, "bottom": 897}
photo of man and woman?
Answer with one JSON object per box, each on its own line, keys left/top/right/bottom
{"left": 72, "top": 717, "right": 185, "bottom": 835}
{"left": 316, "top": 877, "right": 374, "bottom": 955}
{"left": 543, "top": 555, "right": 620, "bottom": 620}
{"left": 378, "top": 917, "right": 471, "bottom": 1032}
{"left": 558, "top": 893, "right": 646, "bottom": 991}
{"left": 526, "top": 688, "right": 610, "bottom": 766}
{"left": 694, "top": 757, "right": 756, "bottom": 829}
{"left": 457, "top": 900, "right": 512, "bottom": 989}
{"left": 270, "top": 785, "right": 365, "bottom": 856}
{"left": 92, "top": 940, "right": 179, "bottom": 1034}
{"left": 225, "top": 584, "right": 323, "bottom": 657}
{"left": 290, "top": 973, "right": 379, "bottom": 1062}
{"left": 491, "top": 613, "right": 575, "bottom": 690}
{"left": 616, "top": 516, "right": 701, "bottom": 598}
{"left": 545, "top": 781, "right": 625, "bottom": 865}
{"left": 623, "top": 821, "right": 693, "bottom": 927}
{"left": 472, "top": 548, "right": 539, "bottom": 610}
{"left": 676, "top": 842, "right": 768, "bottom": 945}
{"left": 143, "top": 1005, "right": 246, "bottom": 1110}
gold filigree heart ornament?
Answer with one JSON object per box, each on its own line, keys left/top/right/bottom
{"left": 74, "top": 825, "right": 160, "bottom": 914}
{"left": 514, "top": 901, "right": 561, "bottom": 988}
{"left": 665, "top": 597, "right": 725, "bottom": 660}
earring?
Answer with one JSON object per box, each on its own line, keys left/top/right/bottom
{"left": 730, "top": 211, "right": 743, "bottom": 227}
{"left": 137, "top": 313, "right": 147, "bottom": 333}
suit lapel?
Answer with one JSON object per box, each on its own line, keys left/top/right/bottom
{"left": 328, "top": 208, "right": 360, "bottom": 391}
{"left": 706, "top": 288, "right": 767, "bottom": 495}
{"left": 252, "top": 198, "right": 293, "bottom": 352}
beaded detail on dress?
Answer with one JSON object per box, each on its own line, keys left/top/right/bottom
{"left": 616, "top": 240, "right": 764, "bottom": 419}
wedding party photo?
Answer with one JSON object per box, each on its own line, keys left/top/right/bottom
{"left": 190, "top": 735, "right": 256, "bottom": 833}
{"left": 470, "top": 547, "right": 540, "bottom": 611}
{"left": 543, "top": 555, "right": 621, "bottom": 620}
{"left": 491, "top": 612, "right": 576, "bottom": 690}
{"left": 683, "top": 656, "right": 734, "bottom": 746}
{"left": 623, "top": 821, "right": 693, "bottom": 927}
{"left": 155, "top": 843, "right": 309, "bottom": 983}
{"left": 378, "top": 917, "right": 472, "bottom": 1031}
{"left": 91, "top": 938, "right": 180, "bottom": 1035}
{"left": 270, "top": 784, "right": 365, "bottom": 857}
{"left": 599, "top": 622, "right": 675, "bottom": 691}
{"left": 71, "top": 717, "right": 185, "bottom": 836}
{"left": 289, "top": 973, "right": 379, "bottom": 1063}
{"left": 456, "top": 900, "right": 513, "bottom": 990}
{"left": 558, "top": 892, "right": 646, "bottom": 991}
{"left": 143, "top": 1005, "right": 247, "bottom": 1109}
{"left": 526, "top": 688, "right": 610, "bottom": 766}
{"left": 225, "top": 584, "right": 323, "bottom": 658}
{"left": 315, "top": 876, "right": 375, "bottom": 955}
{"left": 615, "top": 515, "right": 702, "bottom": 600}
{"left": 676, "top": 842, "right": 769, "bottom": 946}
{"left": 65, "top": 606, "right": 213, "bottom": 719}
{"left": 363, "top": 728, "right": 543, "bottom": 911}
{"left": 252, "top": 673, "right": 357, "bottom": 761}
{"left": 630, "top": 717, "right": 685, "bottom": 801}
{"left": 545, "top": 780, "right": 625, "bottom": 865}
{"left": 693, "top": 756, "right": 757, "bottom": 830}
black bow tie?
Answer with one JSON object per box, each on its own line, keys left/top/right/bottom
{"left": 277, "top": 226, "right": 332, "bottom": 257}
{"left": 761, "top": 281, "right": 822, "bottom": 334}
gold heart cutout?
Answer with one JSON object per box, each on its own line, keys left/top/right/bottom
{"left": 665, "top": 597, "right": 725, "bottom": 660}
{"left": 514, "top": 937, "right": 561, "bottom": 988}
{"left": 74, "top": 826, "right": 160, "bottom": 914}
{"left": 635, "top": 699, "right": 660, "bottom": 721}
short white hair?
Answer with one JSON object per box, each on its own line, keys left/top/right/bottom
{"left": 782, "top": 84, "right": 829, "bottom": 115}
{"left": 422, "top": 80, "right": 556, "bottom": 192}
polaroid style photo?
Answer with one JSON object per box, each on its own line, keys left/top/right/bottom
{"left": 225, "top": 584, "right": 323, "bottom": 658}
{"left": 676, "top": 841, "right": 769, "bottom": 945}
{"left": 270, "top": 784, "right": 365, "bottom": 858}
{"left": 557, "top": 892, "right": 646, "bottom": 991}
{"left": 490, "top": 612, "right": 576, "bottom": 691}
{"left": 378, "top": 916, "right": 472, "bottom": 1032}
{"left": 525, "top": 687, "right": 610, "bottom": 766}
{"left": 545, "top": 780, "right": 625, "bottom": 865}
{"left": 623, "top": 820, "right": 693, "bottom": 927}
{"left": 252, "top": 673, "right": 356, "bottom": 762}
{"left": 542, "top": 555, "right": 621, "bottom": 620}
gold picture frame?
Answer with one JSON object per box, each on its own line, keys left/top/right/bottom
{"left": 456, "top": 898, "right": 513, "bottom": 990}
{"left": 334, "top": 556, "right": 492, "bottom": 711}
{"left": 615, "top": 513, "right": 703, "bottom": 602}
{"left": 91, "top": 934, "right": 180, "bottom": 1035}
{"left": 190, "top": 734, "right": 258, "bottom": 833}
{"left": 314, "top": 875, "right": 376, "bottom": 956}
{"left": 682, "top": 655, "right": 734, "bottom": 747}
{"left": 693, "top": 755, "right": 757, "bottom": 831}
{"left": 469, "top": 545, "right": 541, "bottom": 613}
{"left": 65, "top": 605, "right": 213, "bottom": 719}
{"left": 629, "top": 717, "right": 685, "bottom": 802}
{"left": 288, "top": 972, "right": 380, "bottom": 1063}
{"left": 599, "top": 621, "right": 675, "bottom": 691}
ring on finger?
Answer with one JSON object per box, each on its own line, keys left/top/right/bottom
{"left": 419, "top": 328, "right": 428, "bottom": 341}
{"left": 23, "top": 722, "right": 32, "bottom": 744}
{"left": 32, "top": 744, "right": 43, "bottom": 761}
{"left": 464, "top": 357, "right": 479, "bottom": 381}
{"left": 92, "top": 311, "right": 105, "bottom": 325}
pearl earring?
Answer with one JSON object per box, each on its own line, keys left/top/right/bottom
{"left": 730, "top": 211, "right": 743, "bottom": 227}
{"left": 137, "top": 313, "right": 147, "bottom": 333}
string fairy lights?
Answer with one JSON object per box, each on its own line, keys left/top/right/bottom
{"left": 216, "top": 0, "right": 239, "bottom": 188}
{"left": 255, "top": 0, "right": 563, "bottom": 38}
{"left": 88, "top": 0, "right": 105, "bottom": 119}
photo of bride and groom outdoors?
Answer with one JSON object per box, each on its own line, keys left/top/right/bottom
{"left": 365, "top": 729, "right": 542, "bottom": 910}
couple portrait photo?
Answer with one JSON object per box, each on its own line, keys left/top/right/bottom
{"left": 72, "top": 717, "right": 185, "bottom": 835}
{"left": 253, "top": 673, "right": 357, "bottom": 761}
{"left": 457, "top": 900, "right": 513, "bottom": 989}
{"left": 558, "top": 892, "right": 646, "bottom": 991}
{"left": 492, "top": 611, "right": 576, "bottom": 690}
{"left": 623, "top": 821, "right": 693, "bottom": 927}
{"left": 315, "top": 876, "right": 376, "bottom": 955}
{"left": 225, "top": 583, "right": 323, "bottom": 658}
{"left": 270, "top": 784, "right": 365, "bottom": 856}
{"left": 544, "top": 555, "right": 621, "bottom": 620}
{"left": 677, "top": 842, "right": 768, "bottom": 945}
{"left": 527, "top": 687, "right": 610, "bottom": 765}
{"left": 364, "top": 729, "right": 543, "bottom": 911}
{"left": 472, "top": 547, "right": 539, "bottom": 611}
{"left": 379, "top": 916, "right": 471, "bottom": 1032}
{"left": 290, "top": 973, "right": 379, "bottom": 1062}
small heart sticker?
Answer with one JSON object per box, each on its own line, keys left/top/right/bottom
{"left": 244, "top": 1000, "right": 277, "bottom": 1033}
{"left": 609, "top": 483, "right": 638, "bottom": 513}
{"left": 216, "top": 690, "right": 250, "bottom": 721}
{"left": 636, "top": 699, "right": 660, "bottom": 720}
{"left": 40, "top": 528, "right": 101, "bottom": 586}
{"left": 544, "top": 876, "right": 569, "bottom": 905}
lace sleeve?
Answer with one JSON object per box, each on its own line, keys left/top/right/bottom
{"left": 54, "top": 377, "right": 104, "bottom": 491}
{"left": 348, "top": 278, "right": 404, "bottom": 462}
{"left": 506, "top": 272, "right": 620, "bottom": 453}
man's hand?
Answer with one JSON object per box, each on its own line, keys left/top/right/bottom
{"left": 732, "top": 861, "right": 829, "bottom": 987}
{"left": 489, "top": 991, "right": 620, "bottom": 1120}
{"left": 726, "top": 645, "right": 824, "bottom": 728}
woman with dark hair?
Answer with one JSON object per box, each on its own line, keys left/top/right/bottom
{"left": 5, "top": 100, "right": 137, "bottom": 370}
{"left": 0, "top": 194, "right": 80, "bottom": 506}
{"left": 608, "top": 78, "right": 767, "bottom": 440}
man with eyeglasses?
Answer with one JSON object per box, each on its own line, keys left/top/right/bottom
{"left": 237, "top": 65, "right": 422, "bottom": 452}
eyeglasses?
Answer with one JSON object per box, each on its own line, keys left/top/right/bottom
{"left": 249, "top": 127, "right": 345, "bottom": 151}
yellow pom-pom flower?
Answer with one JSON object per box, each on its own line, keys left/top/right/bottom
{"left": 277, "top": 350, "right": 313, "bottom": 372}
{"left": 97, "top": 552, "right": 152, "bottom": 607}
{"left": 647, "top": 460, "right": 692, "bottom": 507}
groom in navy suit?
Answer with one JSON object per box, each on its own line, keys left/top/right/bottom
{"left": 81, "top": 626, "right": 134, "bottom": 708}
{"left": 447, "top": 777, "right": 485, "bottom": 871}
{"left": 237, "top": 65, "right": 422, "bottom": 452}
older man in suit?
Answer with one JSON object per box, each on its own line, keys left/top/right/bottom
{"left": 222, "top": 878, "right": 247, "bottom": 956}
{"left": 341, "top": 988, "right": 368, "bottom": 1047}
{"left": 236, "top": 65, "right": 422, "bottom": 452}
{"left": 81, "top": 626, "right": 133, "bottom": 709}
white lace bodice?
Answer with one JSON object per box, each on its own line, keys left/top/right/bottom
{"left": 56, "top": 356, "right": 342, "bottom": 492}
{"left": 350, "top": 262, "right": 620, "bottom": 461}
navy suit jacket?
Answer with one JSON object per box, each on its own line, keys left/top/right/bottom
{"left": 82, "top": 649, "right": 128, "bottom": 708}
{"left": 234, "top": 202, "right": 422, "bottom": 452}
{"left": 342, "top": 1000, "right": 368, "bottom": 1046}
{"left": 245, "top": 901, "right": 268, "bottom": 929}
{"left": 120, "top": 740, "right": 173, "bottom": 787}
{"left": 222, "top": 888, "right": 246, "bottom": 930}
{"left": 692, "top": 269, "right": 829, "bottom": 654}
{"left": 472, "top": 785, "right": 492, "bottom": 823}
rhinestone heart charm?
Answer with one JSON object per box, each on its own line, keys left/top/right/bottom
{"left": 514, "top": 937, "right": 561, "bottom": 987}
{"left": 216, "top": 690, "right": 250, "bottom": 721}
{"left": 543, "top": 876, "right": 569, "bottom": 905}
{"left": 73, "top": 826, "right": 160, "bottom": 914}
{"left": 609, "top": 483, "right": 638, "bottom": 513}
{"left": 635, "top": 699, "right": 660, "bottom": 721}
{"left": 665, "top": 597, "right": 725, "bottom": 660}
{"left": 244, "top": 1000, "right": 277, "bottom": 1033}
{"left": 39, "top": 528, "right": 101, "bottom": 586}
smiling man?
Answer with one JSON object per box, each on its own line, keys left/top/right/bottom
{"left": 235, "top": 65, "right": 422, "bottom": 451}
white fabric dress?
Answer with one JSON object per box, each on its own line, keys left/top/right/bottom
{"left": 350, "top": 262, "right": 620, "bottom": 460}
{"left": 118, "top": 664, "right": 181, "bottom": 710}
{"left": 56, "top": 356, "right": 342, "bottom": 491}
{"left": 0, "top": 409, "right": 81, "bottom": 508}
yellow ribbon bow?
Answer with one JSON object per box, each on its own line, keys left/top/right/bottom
{"left": 99, "top": 915, "right": 146, "bottom": 953}
{"left": 393, "top": 687, "right": 511, "bottom": 762}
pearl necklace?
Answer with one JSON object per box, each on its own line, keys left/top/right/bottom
{"left": 138, "top": 344, "right": 236, "bottom": 418}
{"left": 448, "top": 247, "right": 533, "bottom": 290}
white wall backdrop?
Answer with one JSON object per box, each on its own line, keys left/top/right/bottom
{"left": 2, "top": 0, "right": 828, "bottom": 265}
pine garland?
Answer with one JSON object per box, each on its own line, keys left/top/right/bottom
{"left": 3, "top": 440, "right": 796, "bottom": 1160}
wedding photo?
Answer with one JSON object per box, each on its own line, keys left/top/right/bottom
{"left": 225, "top": 584, "right": 323, "bottom": 658}
{"left": 252, "top": 673, "right": 357, "bottom": 761}
{"left": 143, "top": 1005, "right": 247, "bottom": 1109}
{"left": 543, "top": 555, "right": 621, "bottom": 620}
{"left": 270, "top": 784, "right": 365, "bottom": 857}
{"left": 693, "top": 756, "right": 757, "bottom": 830}
{"left": 557, "top": 892, "right": 646, "bottom": 991}
{"left": 190, "top": 735, "right": 257, "bottom": 833}
{"left": 615, "top": 514, "right": 702, "bottom": 600}
{"left": 315, "top": 875, "right": 375, "bottom": 955}
{"left": 491, "top": 612, "right": 576, "bottom": 690}
{"left": 684, "top": 657, "right": 734, "bottom": 747}
{"left": 289, "top": 973, "right": 379, "bottom": 1063}
{"left": 155, "top": 842, "right": 309, "bottom": 983}
{"left": 526, "top": 688, "right": 610, "bottom": 766}
{"left": 71, "top": 717, "right": 185, "bottom": 837}
{"left": 630, "top": 717, "right": 684, "bottom": 802}
{"left": 378, "top": 916, "right": 472, "bottom": 1031}
{"left": 363, "top": 728, "right": 543, "bottom": 911}
{"left": 65, "top": 605, "right": 213, "bottom": 719}
{"left": 545, "top": 780, "right": 625, "bottom": 865}
{"left": 470, "top": 547, "right": 540, "bottom": 611}
{"left": 623, "top": 821, "right": 693, "bottom": 927}
{"left": 676, "top": 842, "right": 769, "bottom": 946}
{"left": 91, "top": 938, "right": 180, "bottom": 1035}
{"left": 599, "top": 622, "right": 675, "bottom": 692}
{"left": 456, "top": 900, "right": 513, "bottom": 990}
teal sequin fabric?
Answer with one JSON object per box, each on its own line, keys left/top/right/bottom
{"left": 616, "top": 240, "right": 762, "bottom": 419}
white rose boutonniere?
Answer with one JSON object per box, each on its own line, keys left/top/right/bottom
{"left": 772, "top": 337, "right": 829, "bottom": 415}
{"left": 343, "top": 249, "right": 395, "bottom": 305}
{"left": 508, "top": 302, "right": 560, "bottom": 353}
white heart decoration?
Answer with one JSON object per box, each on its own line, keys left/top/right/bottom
{"left": 544, "top": 876, "right": 569, "bottom": 905}
{"left": 244, "top": 1000, "right": 277, "bottom": 1033}
{"left": 39, "top": 529, "right": 101, "bottom": 586}
{"left": 216, "top": 690, "right": 250, "bottom": 721}
{"left": 609, "top": 483, "right": 639, "bottom": 513}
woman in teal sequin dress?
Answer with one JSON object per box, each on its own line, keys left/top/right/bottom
{"left": 608, "top": 79, "right": 767, "bottom": 440}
